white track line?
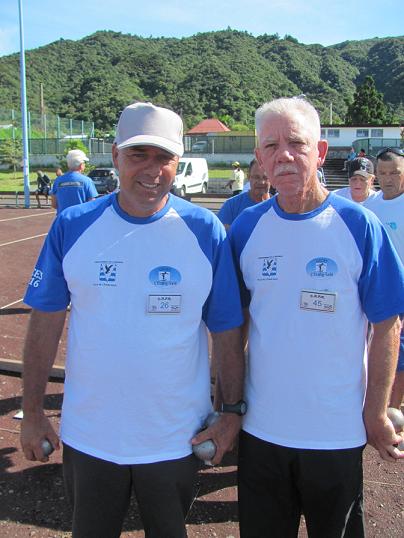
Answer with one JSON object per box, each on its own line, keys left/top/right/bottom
{"left": 1, "top": 298, "right": 24, "bottom": 310}
{"left": 0, "top": 233, "right": 47, "bottom": 248}
{"left": 0, "top": 211, "right": 54, "bottom": 223}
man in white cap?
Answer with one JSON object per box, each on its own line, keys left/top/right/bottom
{"left": 226, "top": 161, "right": 245, "bottom": 196}
{"left": 21, "top": 102, "right": 245, "bottom": 537}
{"left": 50, "top": 149, "right": 98, "bottom": 214}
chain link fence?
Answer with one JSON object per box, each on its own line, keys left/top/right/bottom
{"left": 0, "top": 108, "right": 94, "bottom": 139}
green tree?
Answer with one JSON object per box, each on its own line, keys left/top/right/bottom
{"left": 0, "top": 139, "right": 22, "bottom": 179}
{"left": 345, "top": 76, "right": 390, "bottom": 124}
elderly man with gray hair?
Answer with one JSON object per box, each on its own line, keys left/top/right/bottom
{"left": 228, "top": 97, "right": 404, "bottom": 537}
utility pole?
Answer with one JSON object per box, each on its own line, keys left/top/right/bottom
{"left": 18, "top": 0, "right": 30, "bottom": 208}
{"left": 40, "top": 82, "right": 45, "bottom": 130}
{"left": 329, "top": 102, "right": 333, "bottom": 125}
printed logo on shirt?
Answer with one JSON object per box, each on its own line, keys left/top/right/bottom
{"left": 385, "top": 221, "right": 397, "bottom": 231}
{"left": 258, "top": 256, "right": 281, "bottom": 280}
{"left": 94, "top": 261, "right": 122, "bottom": 287}
{"left": 149, "top": 266, "right": 182, "bottom": 286}
{"left": 306, "top": 257, "right": 338, "bottom": 279}
{"left": 29, "top": 267, "right": 43, "bottom": 288}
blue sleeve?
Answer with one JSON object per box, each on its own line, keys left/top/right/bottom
{"left": 358, "top": 218, "right": 404, "bottom": 322}
{"left": 24, "top": 196, "right": 113, "bottom": 312}
{"left": 24, "top": 217, "right": 71, "bottom": 311}
{"left": 217, "top": 198, "right": 234, "bottom": 226}
{"left": 50, "top": 179, "right": 58, "bottom": 195}
{"left": 173, "top": 197, "right": 243, "bottom": 332}
{"left": 86, "top": 179, "right": 98, "bottom": 199}
{"left": 331, "top": 196, "right": 404, "bottom": 322}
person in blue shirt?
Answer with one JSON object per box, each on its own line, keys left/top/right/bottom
{"left": 51, "top": 149, "right": 98, "bottom": 214}
{"left": 342, "top": 146, "right": 357, "bottom": 171}
{"left": 218, "top": 159, "right": 271, "bottom": 230}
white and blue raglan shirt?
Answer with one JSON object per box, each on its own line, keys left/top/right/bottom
{"left": 24, "top": 193, "right": 243, "bottom": 464}
{"left": 230, "top": 193, "right": 404, "bottom": 450}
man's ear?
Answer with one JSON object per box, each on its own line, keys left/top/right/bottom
{"left": 112, "top": 143, "right": 119, "bottom": 169}
{"left": 317, "top": 140, "right": 328, "bottom": 166}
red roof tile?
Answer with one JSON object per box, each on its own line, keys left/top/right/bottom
{"left": 187, "top": 118, "right": 231, "bottom": 134}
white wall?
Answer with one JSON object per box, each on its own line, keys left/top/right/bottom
{"left": 321, "top": 126, "right": 401, "bottom": 148}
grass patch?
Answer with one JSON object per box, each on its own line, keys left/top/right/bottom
{"left": 0, "top": 169, "right": 58, "bottom": 192}
{"left": 0, "top": 167, "right": 236, "bottom": 191}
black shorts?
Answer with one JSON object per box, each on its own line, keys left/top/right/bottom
{"left": 36, "top": 186, "right": 50, "bottom": 195}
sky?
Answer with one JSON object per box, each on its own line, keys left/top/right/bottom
{"left": 0, "top": 0, "right": 403, "bottom": 57}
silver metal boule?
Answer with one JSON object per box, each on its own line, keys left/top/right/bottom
{"left": 193, "top": 439, "right": 216, "bottom": 461}
{"left": 41, "top": 439, "right": 54, "bottom": 456}
{"left": 387, "top": 407, "right": 404, "bottom": 431}
{"left": 205, "top": 411, "right": 221, "bottom": 428}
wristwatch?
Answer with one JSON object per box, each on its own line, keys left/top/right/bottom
{"left": 220, "top": 400, "right": 247, "bottom": 416}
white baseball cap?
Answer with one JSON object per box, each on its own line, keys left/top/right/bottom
{"left": 66, "top": 149, "right": 89, "bottom": 169}
{"left": 114, "top": 102, "right": 184, "bottom": 157}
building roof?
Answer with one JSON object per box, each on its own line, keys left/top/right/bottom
{"left": 187, "top": 118, "right": 231, "bottom": 134}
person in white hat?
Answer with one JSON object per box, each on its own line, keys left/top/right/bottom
{"left": 50, "top": 149, "right": 97, "bottom": 214}
{"left": 21, "top": 102, "right": 245, "bottom": 537}
{"left": 225, "top": 161, "right": 245, "bottom": 196}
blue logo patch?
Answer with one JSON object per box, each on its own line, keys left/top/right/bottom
{"left": 149, "top": 266, "right": 181, "bottom": 286}
{"left": 306, "top": 257, "right": 338, "bottom": 278}
{"left": 99, "top": 262, "right": 118, "bottom": 283}
{"left": 258, "top": 256, "right": 281, "bottom": 280}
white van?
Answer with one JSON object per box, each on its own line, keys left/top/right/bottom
{"left": 172, "top": 158, "right": 209, "bottom": 197}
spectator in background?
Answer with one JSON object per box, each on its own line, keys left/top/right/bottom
{"left": 225, "top": 161, "right": 245, "bottom": 196}
{"left": 335, "top": 157, "right": 378, "bottom": 204}
{"left": 34, "top": 170, "right": 51, "bottom": 208}
{"left": 106, "top": 170, "right": 119, "bottom": 194}
{"left": 55, "top": 167, "right": 63, "bottom": 178}
{"left": 50, "top": 150, "right": 97, "bottom": 214}
{"left": 342, "top": 146, "right": 357, "bottom": 171}
{"left": 365, "top": 147, "right": 404, "bottom": 411}
{"left": 218, "top": 159, "right": 271, "bottom": 230}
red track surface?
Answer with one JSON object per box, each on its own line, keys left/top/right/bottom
{"left": 0, "top": 207, "right": 68, "bottom": 366}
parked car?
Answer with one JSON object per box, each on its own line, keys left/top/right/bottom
{"left": 191, "top": 141, "right": 208, "bottom": 153}
{"left": 171, "top": 158, "right": 209, "bottom": 197}
{"left": 88, "top": 168, "right": 119, "bottom": 194}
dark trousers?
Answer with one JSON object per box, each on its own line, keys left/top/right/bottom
{"left": 238, "top": 431, "right": 365, "bottom": 538}
{"left": 63, "top": 443, "right": 199, "bottom": 538}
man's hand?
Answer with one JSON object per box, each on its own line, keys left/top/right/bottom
{"left": 364, "top": 412, "right": 404, "bottom": 462}
{"left": 21, "top": 412, "right": 59, "bottom": 463}
{"left": 191, "top": 413, "right": 242, "bottom": 465}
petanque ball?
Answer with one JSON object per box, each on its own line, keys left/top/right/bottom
{"left": 193, "top": 439, "right": 216, "bottom": 461}
{"left": 41, "top": 439, "right": 54, "bottom": 457}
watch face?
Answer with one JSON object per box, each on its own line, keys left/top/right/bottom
{"left": 240, "top": 401, "right": 247, "bottom": 415}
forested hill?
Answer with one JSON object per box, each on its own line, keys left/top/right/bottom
{"left": 0, "top": 30, "right": 403, "bottom": 132}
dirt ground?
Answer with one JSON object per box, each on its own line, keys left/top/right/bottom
{"left": 0, "top": 373, "right": 402, "bottom": 538}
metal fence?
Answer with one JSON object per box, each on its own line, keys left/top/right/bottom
{"left": 0, "top": 109, "right": 94, "bottom": 139}
{"left": 184, "top": 135, "right": 256, "bottom": 154}
{"left": 0, "top": 138, "right": 113, "bottom": 157}
{"left": 353, "top": 138, "right": 403, "bottom": 157}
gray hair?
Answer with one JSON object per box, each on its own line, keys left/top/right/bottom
{"left": 255, "top": 97, "right": 321, "bottom": 143}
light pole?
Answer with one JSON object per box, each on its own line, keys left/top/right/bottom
{"left": 18, "top": 0, "right": 30, "bottom": 207}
